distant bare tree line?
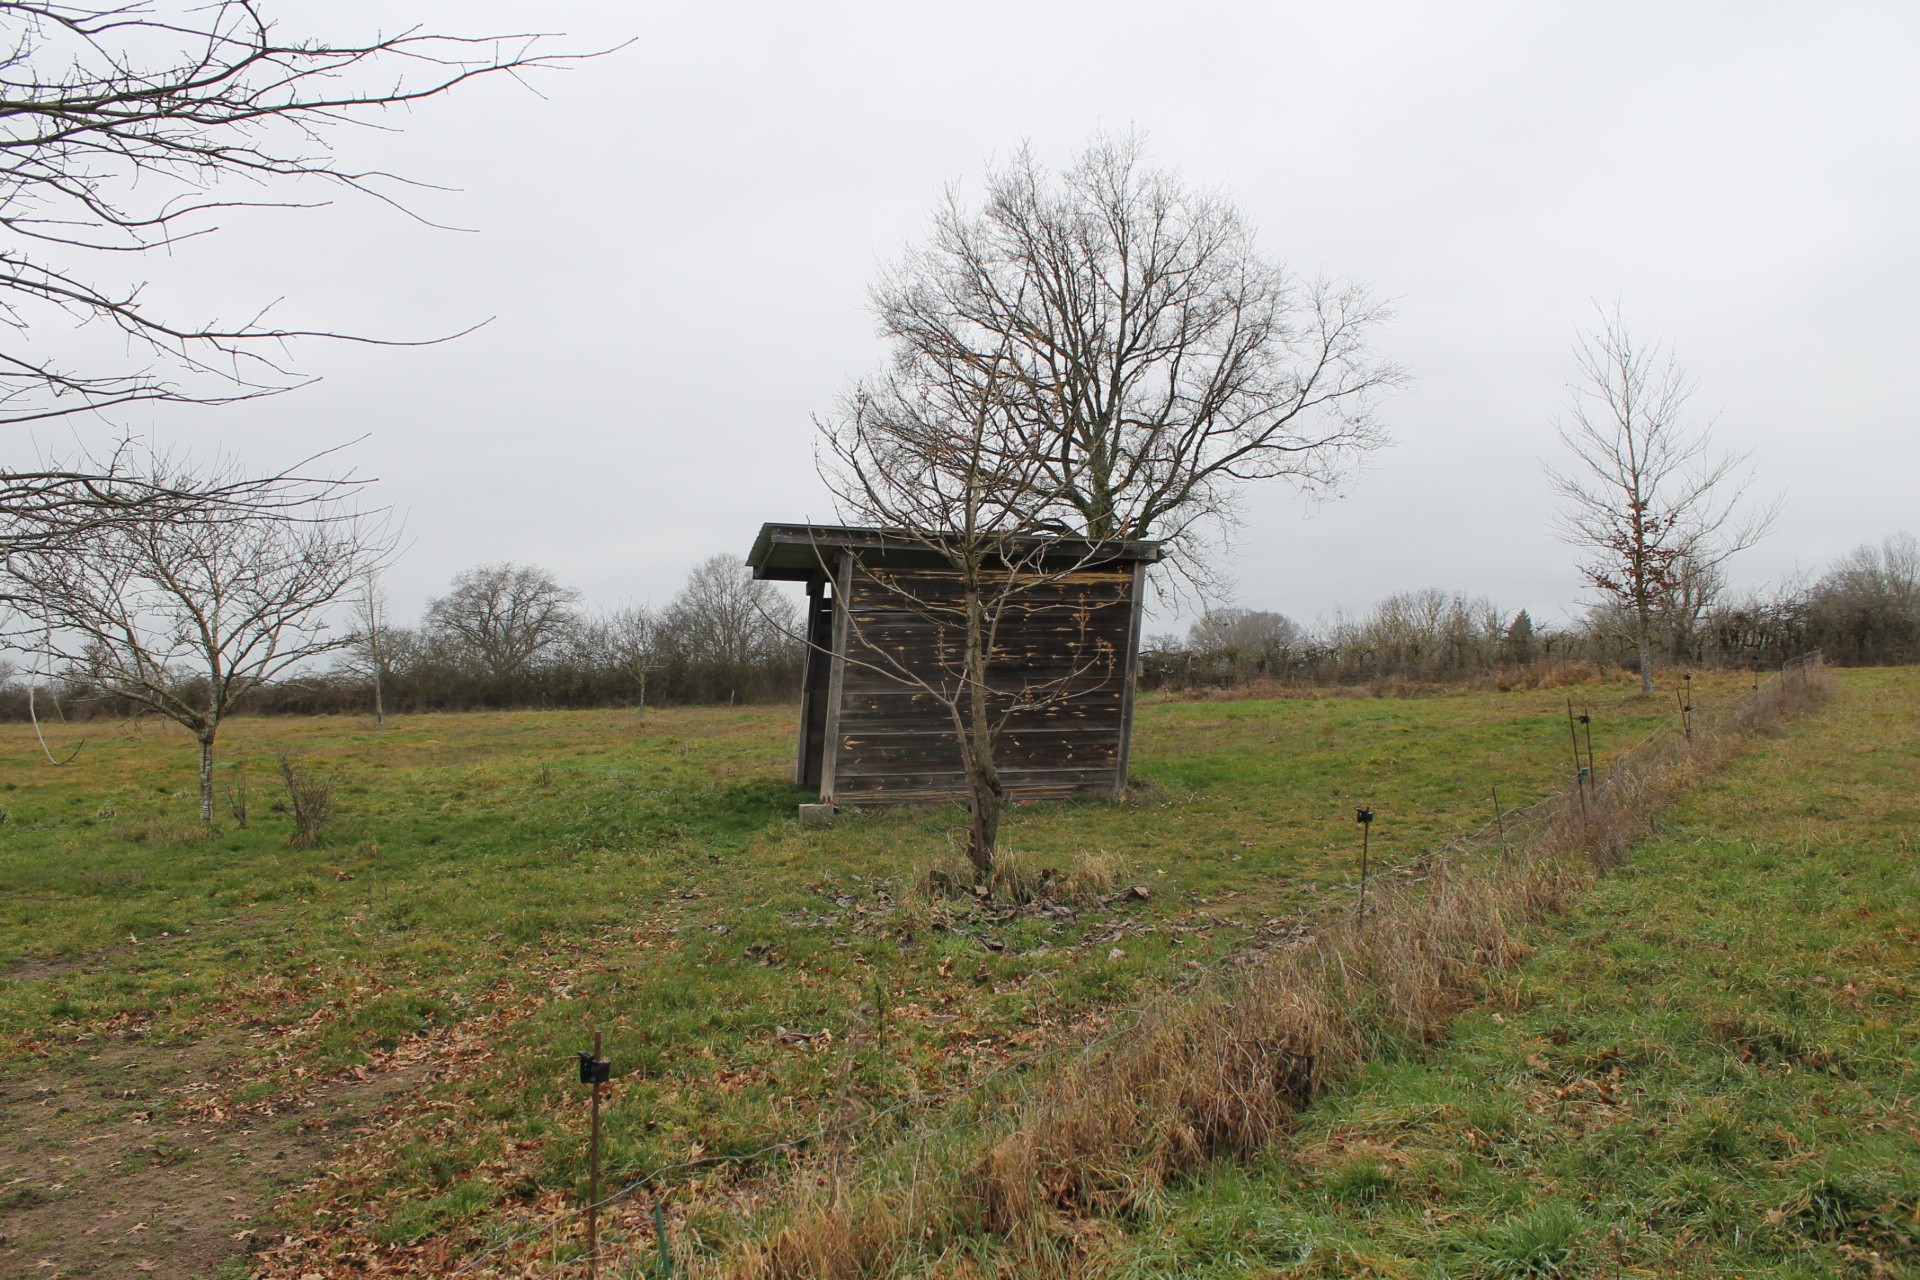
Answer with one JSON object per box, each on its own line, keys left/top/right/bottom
{"left": 1144, "top": 533, "right": 1919, "bottom": 692}
{"left": 1, "top": 553, "right": 802, "bottom": 720}
{"left": 7, "top": 533, "right": 1911, "bottom": 724}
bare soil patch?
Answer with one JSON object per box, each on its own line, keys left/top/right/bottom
{"left": 1, "top": 944, "right": 131, "bottom": 985}
{"left": 0, "top": 1032, "right": 424, "bottom": 1279}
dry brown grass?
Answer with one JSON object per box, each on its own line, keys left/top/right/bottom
{"left": 909, "top": 845, "right": 1123, "bottom": 910}
{"left": 694, "top": 659, "right": 1832, "bottom": 1280}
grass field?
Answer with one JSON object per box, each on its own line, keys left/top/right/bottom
{"left": 1086, "top": 667, "right": 1920, "bottom": 1279}
{"left": 0, "top": 670, "right": 1864, "bottom": 1276}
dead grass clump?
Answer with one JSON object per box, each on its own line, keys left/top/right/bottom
{"left": 735, "top": 1187, "right": 911, "bottom": 1280}
{"left": 974, "top": 972, "right": 1359, "bottom": 1237}
{"left": 1062, "top": 850, "right": 1118, "bottom": 901}
{"left": 986, "top": 847, "right": 1043, "bottom": 903}
{"left": 906, "top": 846, "right": 1122, "bottom": 909}
{"left": 1491, "top": 658, "right": 1605, "bottom": 691}
{"left": 966, "top": 855, "right": 1582, "bottom": 1241}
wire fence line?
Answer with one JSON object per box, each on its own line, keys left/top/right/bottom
{"left": 448, "top": 656, "right": 1825, "bottom": 1279}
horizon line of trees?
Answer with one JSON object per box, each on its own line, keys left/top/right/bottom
{"left": 4, "top": 532, "right": 1912, "bottom": 723}
{"left": 1143, "top": 532, "right": 1918, "bottom": 691}
{"left": 0, "top": 554, "right": 804, "bottom": 722}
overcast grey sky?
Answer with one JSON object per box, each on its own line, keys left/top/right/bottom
{"left": 17, "top": 0, "right": 1918, "bottom": 636}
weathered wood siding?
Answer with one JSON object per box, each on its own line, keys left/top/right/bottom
{"left": 827, "top": 565, "right": 1142, "bottom": 802}
{"left": 794, "top": 586, "right": 835, "bottom": 790}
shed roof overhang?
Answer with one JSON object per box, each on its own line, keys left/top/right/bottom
{"left": 746, "top": 522, "right": 1164, "bottom": 583}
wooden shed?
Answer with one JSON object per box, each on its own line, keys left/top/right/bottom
{"left": 747, "top": 523, "right": 1163, "bottom": 806}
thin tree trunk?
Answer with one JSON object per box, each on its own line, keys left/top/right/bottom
{"left": 365, "top": 576, "right": 388, "bottom": 729}
{"left": 962, "top": 588, "right": 1004, "bottom": 886}
{"left": 1634, "top": 617, "right": 1655, "bottom": 695}
{"left": 198, "top": 732, "right": 216, "bottom": 823}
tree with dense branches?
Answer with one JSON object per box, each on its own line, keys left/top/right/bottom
{"left": 873, "top": 134, "right": 1401, "bottom": 570}
{"left": 425, "top": 564, "right": 580, "bottom": 687}
{"left": 819, "top": 138, "right": 1396, "bottom": 878}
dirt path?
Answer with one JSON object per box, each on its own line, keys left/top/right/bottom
{"left": 0, "top": 1031, "right": 422, "bottom": 1279}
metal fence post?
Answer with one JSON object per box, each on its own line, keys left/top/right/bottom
{"left": 1355, "top": 806, "right": 1374, "bottom": 926}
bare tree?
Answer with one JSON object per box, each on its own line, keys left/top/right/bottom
{"left": 349, "top": 570, "right": 389, "bottom": 728}
{"left": 1802, "top": 533, "right": 1920, "bottom": 664}
{"left": 819, "top": 354, "right": 1127, "bottom": 882}
{"left": 660, "top": 555, "right": 797, "bottom": 690}
{"left": 605, "top": 606, "right": 659, "bottom": 712}
{"left": 425, "top": 563, "right": 580, "bottom": 686}
{"left": 1186, "top": 607, "right": 1302, "bottom": 683}
{"left": 0, "top": 460, "right": 385, "bottom": 820}
{"left": 813, "top": 134, "right": 1392, "bottom": 875}
{"left": 0, "top": 2, "right": 601, "bottom": 427}
{"left": 873, "top": 134, "right": 1402, "bottom": 569}
{"left": 1546, "top": 308, "right": 1778, "bottom": 693}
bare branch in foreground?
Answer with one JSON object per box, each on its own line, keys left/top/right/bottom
{"left": 0, "top": 2, "right": 617, "bottom": 423}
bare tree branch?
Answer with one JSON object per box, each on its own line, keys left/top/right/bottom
{"left": 0, "top": 435, "right": 370, "bottom": 566}
{"left": 0, "top": 1, "right": 615, "bottom": 425}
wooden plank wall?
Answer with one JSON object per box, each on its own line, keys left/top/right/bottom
{"left": 828, "top": 565, "right": 1140, "bottom": 803}
{"left": 796, "top": 586, "right": 835, "bottom": 791}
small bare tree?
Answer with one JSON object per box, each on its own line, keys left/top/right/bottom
{"left": 276, "top": 749, "right": 334, "bottom": 848}
{"left": 1, "top": 461, "right": 386, "bottom": 820}
{"left": 874, "top": 134, "right": 1402, "bottom": 567}
{"left": 1547, "top": 308, "right": 1778, "bottom": 693}
{"left": 350, "top": 570, "right": 390, "bottom": 728}
{"left": 819, "top": 355, "right": 1124, "bottom": 883}
{"left": 604, "top": 605, "right": 659, "bottom": 713}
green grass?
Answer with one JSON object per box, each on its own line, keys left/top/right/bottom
{"left": 1093, "top": 667, "right": 1920, "bottom": 1279}
{"left": 0, "top": 672, "right": 1786, "bottom": 1266}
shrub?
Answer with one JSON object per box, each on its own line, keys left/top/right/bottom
{"left": 277, "top": 750, "right": 335, "bottom": 848}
